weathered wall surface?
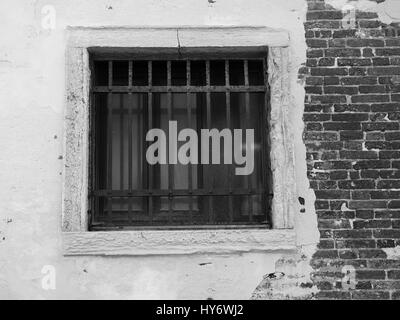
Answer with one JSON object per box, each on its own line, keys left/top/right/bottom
{"left": 303, "top": 0, "right": 400, "bottom": 299}
{"left": 0, "top": 0, "right": 314, "bottom": 299}
{"left": 3, "top": 0, "right": 399, "bottom": 300}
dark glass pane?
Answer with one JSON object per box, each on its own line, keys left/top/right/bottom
{"left": 171, "top": 61, "right": 187, "bottom": 86}
{"left": 132, "top": 61, "right": 148, "bottom": 85}
{"left": 229, "top": 60, "right": 244, "bottom": 85}
{"left": 213, "top": 196, "right": 230, "bottom": 223}
{"left": 249, "top": 93, "right": 265, "bottom": 191}
{"left": 94, "top": 93, "right": 108, "bottom": 189}
{"left": 194, "top": 92, "right": 206, "bottom": 192}
{"left": 210, "top": 60, "right": 225, "bottom": 86}
{"left": 190, "top": 61, "right": 206, "bottom": 86}
{"left": 210, "top": 92, "right": 227, "bottom": 130}
{"left": 97, "top": 93, "right": 147, "bottom": 190}
{"left": 110, "top": 197, "right": 148, "bottom": 224}
{"left": 230, "top": 92, "right": 264, "bottom": 222}
{"left": 95, "top": 93, "right": 148, "bottom": 225}
{"left": 248, "top": 60, "right": 264, "bottom": 85}
{"left": 208, "top": 92, "right": 231, "bottom": 188}
{"left": 152, "top": 61, "right": 167, "bottom": 86}
{"left": 94, "top": 61, "right": 109, "bottom": 86}
{"left": 112, "top": 61, "right": 129, "bottom": 86}
{"left": 233, "top": 195, "right": 248, "bottom": 223}
{"left": 151, "top": 93, "right": 168, "bottom": 192}
{"left": 230, "top": 92, "right": 246, "bottom": 189}
{"left": 97, "top": 197, "right": 107, "bottom": 218}
{"left": 153, "top": 196, "right": 169, "bottom": 224}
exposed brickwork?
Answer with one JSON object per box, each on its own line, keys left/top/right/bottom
{"left": 303, "top": 0, "right": 400, "bottom": 300}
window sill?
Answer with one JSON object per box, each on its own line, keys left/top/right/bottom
{"left": 62, "top": 229, "right": 296, "bottom": 256}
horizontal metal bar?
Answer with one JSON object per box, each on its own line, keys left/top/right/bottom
{"left": 91, "top": 50, "right": 267, "bottom": 60}
{"left": 92, "top": 189, "right": 272, "bottom": 197}
{"left": 93, "top": 57, "right": 266, "bottom": 61}
{"left": 96, "top": 108, "right": 190, "bottom": 116}
{"left": 93, "top": 85, "right": 267, "bottom": 93}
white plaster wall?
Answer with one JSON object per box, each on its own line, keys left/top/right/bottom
{"left": 0, "top": 0, "right": 313, "bottom": 299}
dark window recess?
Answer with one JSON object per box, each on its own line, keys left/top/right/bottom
{"left": 132, "top": 61, "right": 148, "bottom": 86}
{"left": 90, "top": 55, "right": 272, "bottom": 230}
{"left": 112, "top": 60, "right": 129, "bottom": 86}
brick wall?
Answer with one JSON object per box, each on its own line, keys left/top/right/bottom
{"left": 303, "top": 0, "right": 400, "bottom": 299}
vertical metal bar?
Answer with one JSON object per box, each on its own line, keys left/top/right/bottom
{"left": 148, "top": 61, "right": 153, "bottom": 224}
{"left": 244, "top": 60, "right": 253, "bottom": 223}
{"left": 225, "top": 60, "right": 233, "bottom": 224}
{"left": 141, "top": 91, "right": 148, "bottom": 220}
{"left": 186, "top": 60, "right": 193, "bottom": 224}
{"left": 128, "top": 61, "right": 133, "bottom": 224}
{"left": 137, "top": 98, "right": 142, "bottom": 193}
{"left": 206, "top": 60, "right": 213, "bottom": 224}
{"left": 196, "top": 94, "right": 204, "bottom": 216}
{"left": 139, "top": 94, "right": 146, "bottom": 220}
{"left": 167, "top": 61, "right": 173, "bottom": 224}
{"left": 136, "top": 94, "right": 143, "bottom": 222}
{"left": 107, "top": 61, "right": 113, "bottom": 223}
{"left": 119, "top": 96, "right": 124, "bottom": 191}
{"left": 128, "top": 60, "right": 133, "bottom": 87}
{"left": 128, "top": 94, "right": 133, "bottom": 224}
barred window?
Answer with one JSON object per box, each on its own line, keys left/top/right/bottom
{"left": 89, "top": 51, "right": 272, "bottom": 230}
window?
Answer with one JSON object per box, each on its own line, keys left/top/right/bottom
{"left": 63, "top": 27, "right": 296, "bottom": 255}
{"left": 89, "top": 53, "right": 272, "bottom": 230}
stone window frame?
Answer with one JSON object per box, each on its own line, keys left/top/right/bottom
{"left": 62, "top": 26, "right": 297, "bottom": 256}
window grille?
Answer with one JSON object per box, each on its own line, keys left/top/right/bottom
{"left": 90, "top": 52, "right": 272, "bottom": 230}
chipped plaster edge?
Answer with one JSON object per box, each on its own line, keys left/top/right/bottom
{"left": 383, "top": 246, "right": 400, "bottom": 260}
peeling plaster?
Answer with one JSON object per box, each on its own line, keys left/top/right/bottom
{"left": 327, "top": 0, "right": 400, "bottom": 24}
{"left": 383, "top": 246, "right": 400, "bottom": 260}
{"left": 251, "top": 253, "right": 318, "bottom": 300}
{"left": 341, "top": 202, "right": 352, "bottom": 212}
